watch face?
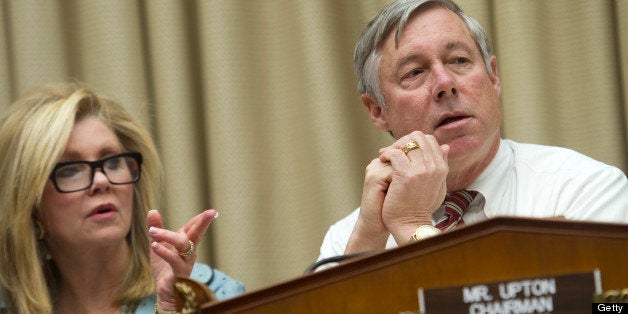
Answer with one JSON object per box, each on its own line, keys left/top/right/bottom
{"left": 417, "top": 225, "right": 440, "bottom": 239}
{"left": 410, "top": 225, "right": 442, "bottom": 242}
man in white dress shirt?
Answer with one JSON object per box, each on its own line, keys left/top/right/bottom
{"left": 318, "top": 0, "right": 628, "bottom": 263}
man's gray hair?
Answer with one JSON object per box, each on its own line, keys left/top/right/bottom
{"left": 354, "top": 0, "right": 493, "bottom": 108}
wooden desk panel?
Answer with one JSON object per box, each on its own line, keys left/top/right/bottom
{"left": 202, "top": 217, "right": 628, "bottom": 313}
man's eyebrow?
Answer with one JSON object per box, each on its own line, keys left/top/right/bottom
{"left": 446, "top": 40, "right": 474, "bottom": 55}
{"left": 394, "top": 40, "right": 476, "bottom": 71}
{"left": 396, "top": 53, "right": 422, "bottom": 71}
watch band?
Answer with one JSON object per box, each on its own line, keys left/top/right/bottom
{"left": 154, "top": 304, "right": 178, "bottom": 314}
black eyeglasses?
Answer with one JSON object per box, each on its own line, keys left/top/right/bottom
{"left": 50, "top": 152, "right": 142, "bottom": 193}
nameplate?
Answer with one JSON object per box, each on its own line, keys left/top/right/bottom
{"left": 418, "top": 270, "right": 601, "bottom": 313}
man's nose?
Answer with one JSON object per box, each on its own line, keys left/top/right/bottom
{"left": 432, "top": 65, "right": 457, "bottom": 101}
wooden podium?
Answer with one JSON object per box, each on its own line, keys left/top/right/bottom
{"left": 183, "top": 217, "right": 628, "bottom": 313}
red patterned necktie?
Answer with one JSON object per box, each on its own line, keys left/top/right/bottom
{"left": 434, "top": 190, "right": 478, "bottom": 231}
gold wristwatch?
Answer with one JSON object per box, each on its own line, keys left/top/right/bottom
{"left": 410, "top": 225, "right": 441, "bottom": 242}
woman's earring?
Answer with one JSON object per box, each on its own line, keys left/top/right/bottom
{"left": 34, "top": 220, "right": 45, "bottom": 240}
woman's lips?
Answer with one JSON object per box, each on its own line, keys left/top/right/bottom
{"left": 89, "top": 203, "right": 118, "bottom": 218}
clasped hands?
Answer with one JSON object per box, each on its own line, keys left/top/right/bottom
{"left": 147, "top": 208, "right": 218, "bottom": 311}
{"left": 346, "top": 131, "right": 449, "bottom": 254}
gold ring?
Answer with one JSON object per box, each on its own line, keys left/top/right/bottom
{"left": 401, "top": 141, "right": 420, "bottom": 154}
{"left": 179, "top": 240, "right": 195, "bottom": 257}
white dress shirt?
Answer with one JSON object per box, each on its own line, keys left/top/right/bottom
{"left": 317, "top": 139, "right": 628, "bottom": 261}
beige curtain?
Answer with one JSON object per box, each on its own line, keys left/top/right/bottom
{"left": 1, "top": 0, "right": 626, "bottom": 292}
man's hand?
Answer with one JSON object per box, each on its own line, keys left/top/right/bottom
{"left": 346, "top": 131, "right": 449, "bottom": 253}
{"left": 379, "top": 131, "right": 449, "bottom": 244}
{"left": 345, "top": 157, "right": 393, "bottom": 254}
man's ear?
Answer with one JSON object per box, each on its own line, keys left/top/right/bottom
{"left": 489, "top": 55, "right": 502, "bottom": 97}
{"left": 361, "top": 93, "right": 389, "bottom": 131}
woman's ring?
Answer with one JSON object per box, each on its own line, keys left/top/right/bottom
{"left": 401, "top": 141, "right": 421, "bottom": 154}
{"left": 179, "top": 240, "right": 195, "bottom": 257}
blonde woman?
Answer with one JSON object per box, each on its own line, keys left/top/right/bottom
{"left": 0, "top": 83, "right": 244, "bottom": 313}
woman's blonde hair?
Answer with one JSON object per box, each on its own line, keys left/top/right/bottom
{"left": 0, "top": 82, "right": 162, "bottom": 313}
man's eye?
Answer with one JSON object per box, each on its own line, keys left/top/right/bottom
{"left": 403, "top": 69, "right": 422, "bottom": 79}
{"left": 451, "top": 57, "right": 468, "bottom": 64}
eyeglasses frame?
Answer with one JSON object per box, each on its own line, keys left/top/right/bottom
{"left": 49, "top": 152, "right": 143, "bottom": 193}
